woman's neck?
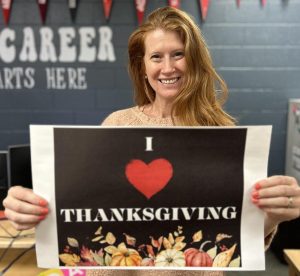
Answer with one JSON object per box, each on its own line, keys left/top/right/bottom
{"left": 143, "top": 100, "right": 173, "bottom": 118}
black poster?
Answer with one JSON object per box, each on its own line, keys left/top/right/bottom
{"left": 54, "top": 128, "right": 245, "bottom": 268}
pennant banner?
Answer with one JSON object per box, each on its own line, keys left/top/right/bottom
{"left": 37, "top": 0, "right": 48, "bottom": 24}
{"left": 103, "top": 0, "right": 113, "bottom": 21}
{"left": 68, "top": 0, "right": 79, "bottom": 23}
{"left": 1, "top": 0, "right": 13, "bottom": 25}
{"left": 199, "top": 0, "right": 210, "bottom": 21}
{"left": 135, "top": 0, "right": 147, "bottom": 25}
{"left": 261, "top": 0, "right": 267, "bottom": 7}
{"left": 236, "top": 0, "right": 241, "bottom": 8}
{"left": 168, "top": 0, "right": 180, "bottom": 9}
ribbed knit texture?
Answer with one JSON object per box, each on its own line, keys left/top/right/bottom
{"left": 101, "top": 106, "right": 174, "bottom": 126}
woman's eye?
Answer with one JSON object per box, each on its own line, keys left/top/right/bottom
{"left": 151, "top": 54, "right": 160, "bottom": 61}
{"left": 174, "top": 51, "right": 184, "bottom": 58}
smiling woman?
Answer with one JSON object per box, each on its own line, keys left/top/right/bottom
{"left": 3, "top": 5, "right": 300, "bottom": 276}
{"left": 127, "top": 6, "right": 235, "bottom": 127}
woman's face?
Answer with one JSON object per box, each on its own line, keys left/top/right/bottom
{"left": 143, "top": 29, "right": 186, "bottom": 104}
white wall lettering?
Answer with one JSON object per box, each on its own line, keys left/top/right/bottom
{"left": 19, "top": 27, "right": 38, "bottom": 62}
{"left": 59, "top": 27, "right": 76, "bottom": 62}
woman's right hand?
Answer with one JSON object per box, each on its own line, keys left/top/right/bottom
{"left": 2, "top": 186, "right": 49, "bottom": 230}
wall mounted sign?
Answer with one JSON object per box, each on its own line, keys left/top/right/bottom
{"left": 0, "top": 26, "right": 116, "bottom": 90}
{"left": 31, "top": 125, "right": 271, "bottom": 270}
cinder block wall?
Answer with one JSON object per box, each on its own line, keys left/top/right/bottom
{"left": 0, "top": 0, "right": 299, "bottom": 176}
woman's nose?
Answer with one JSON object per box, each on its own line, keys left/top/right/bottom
{"left": 161, "top": 58, "right": 175, "bottom": 73}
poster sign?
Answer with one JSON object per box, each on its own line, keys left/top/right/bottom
{"left": 30, "top": 126, "right": 271, "bottom": 270}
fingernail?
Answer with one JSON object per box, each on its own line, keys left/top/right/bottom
{"left": 38, "top": 215, "right": 46, "bottom": 221}
{"left": 255, "top": 183, "right": 261, "bottom": 190}
{"left": 39, "top": 199, "right": 47, "bottom": 207}
{"left": 252, "top": 191, "right": 259, "bottom": 199}
{"left": 40, "top": 208, "right": 49, "bottom": 215}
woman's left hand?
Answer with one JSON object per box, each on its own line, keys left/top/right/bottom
{"left": 252, "top": 175, "right": 300, "bottom": 234}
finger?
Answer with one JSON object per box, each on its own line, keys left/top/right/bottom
{"left": 3, "top": 196, "right": 49, "bottom": 216}
{"left": 255, "top": 176, "right": 298, "bottom": 190}
{"left": 253, "top": 186, "right": 300, "bottom": 199}
{"left": 4, "top": 208, "right": 46, "bottom": 226}
{"left": 7, "top": 186, "right": 48, "bottom": 207}
{"left": 255, "top": 196, "right": 300, "bottom": 209}
{"left": 9, "top": 221, "right": 37, "bottom": 231}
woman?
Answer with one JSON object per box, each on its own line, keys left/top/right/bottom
{"left": 3, "top": 6, "right": 300, "bottom": 276}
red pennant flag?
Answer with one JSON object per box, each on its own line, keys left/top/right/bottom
{"left": 68, "top": 0, "right": 79, "bottom": 23}
{"left": 135, "top": 0, "right": 147, "bottom": 25}
{"left": 102, "top": 0, "right": 113, "bottom": 21}
{"left": 199, "top": 0, "right": 210, "bottom": 21}
{"left": 1, "top": 0, "right": 13, "bottom": 25}
{"left": 261, "top": 0, "right": 266, "bottom": 7}
{"left": 236, "top": 0, "right": 241, "bottom": 8}
{"left": 37, "top": 0, "right": 48, "bottom": 24}
{"left": 168, "top": 0, "right": 180, "bottom": 9}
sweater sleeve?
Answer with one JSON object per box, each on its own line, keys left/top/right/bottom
{"left": 101, "top": 111, "right": 120, "bottom": 126}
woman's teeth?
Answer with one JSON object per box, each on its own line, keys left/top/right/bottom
{"left": 160, "top": 77, "right": 179, "bottom": 84}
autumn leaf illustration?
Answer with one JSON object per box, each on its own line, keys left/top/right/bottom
{"left": 95, "top": 226, "right": 102, "bottom": 235}
{"left": 216, "top": 233, "right": 232, "bottom": 243}
{"left": 105, "top": 232, "right": 116, "bottom": 245}
{"left": 59, "top": 253, "right": 80, "bottom": 266}
{"left": 213, "top": 244, "right": 237, "bottom": 267}
{"left": 67, "top": 237, "right": 79, "bottom": 248}
{"left": 123, "top": 233, "right": 136, "bottom": 246}
{"left": 192, "top": 230, "right": 202, "bottom": 243}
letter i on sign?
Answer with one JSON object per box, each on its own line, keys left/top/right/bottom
{"left": 145, "top": 137, "right": 153, "bottom": 151}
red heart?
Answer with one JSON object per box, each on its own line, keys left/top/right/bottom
{"left": 125, "top": 158, "right": 173, "bottom": 199}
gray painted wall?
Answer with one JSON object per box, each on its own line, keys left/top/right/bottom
{"left": 0, "top": 0, "right": 299, "bottom": 176}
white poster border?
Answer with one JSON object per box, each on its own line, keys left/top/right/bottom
{"left": 30, "top": 125, "right": 272, "bottom": 270}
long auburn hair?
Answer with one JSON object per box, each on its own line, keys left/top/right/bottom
{"left": 128, "top": 6, "right": 235, "bottom": 126}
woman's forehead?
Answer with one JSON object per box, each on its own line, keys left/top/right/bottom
{"left": 143, "top": 29, "right": 184, "bottom": 51}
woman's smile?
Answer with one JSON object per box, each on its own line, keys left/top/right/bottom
{"left": 159, "top": 77, "right": 181, "bottom": 84}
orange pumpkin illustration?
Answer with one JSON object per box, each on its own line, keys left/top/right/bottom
{"left": 184, "top": 248, "right": 213, "bottom": 267}
{"left": 110, "top": 243, "right": 142, "bottom": 266}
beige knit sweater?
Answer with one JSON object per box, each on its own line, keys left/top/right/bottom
{"left": 86, "top": 106, "right": 276, "bottom": 276}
